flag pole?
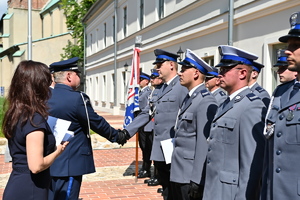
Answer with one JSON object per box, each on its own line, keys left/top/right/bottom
{"left": 135, "top": 132, "right": 139, "bottom": 183}
{"left": 28, "top": 0, "right": 32, "bottom": 59}
{"left": 134, "top": 36, "right": 142, "bottom": 183}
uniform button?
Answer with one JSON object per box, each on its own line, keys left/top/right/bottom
{"left": 277, "top": 132, "right": 282, "bottom": 137}
{"left": 155, "top": 134, "right": 157, "bottom": 136}
{"left": 298, "top": 118, "right": 300, "bottom": 121}
{"left": 276, "top": 168, "right": 281, "bottom": 173}
{"left": 210, "top": 136, "right": 213, "bottom": 140}
{"left": 213, "top": 123, "right": 216, "bottom": 127}
{"left": 279, "top": 115, "right": 284, "bottom": 120}
{"left": 156, "top": 111, "right": 158, "bottom": 114}
{"left": 233, "top": 179, "right": 236, "bottom": 183}
{"left": 276, "top": 150, "right": 282, "bottom": 155}
{"left": 207, "top": 158, "right": 211, "bottom": 164}
{"left": 155, "top": 123, "right": 157, "bottom": 125}
{"left": 208, "top": 147, "right": 212, "bottom": 152}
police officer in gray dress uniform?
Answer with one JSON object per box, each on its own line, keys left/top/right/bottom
{"left": 145, "top": 69, "right": 163, "bottom": 188}
{"left": 203, "top": 45, "right": 266, "bottom": 200}
{"left": 261, "top": 12, "right": 300, "bottom": 200}
{"left": 136, "top": 72, "right": 153, "bottom": 178}
{"left": 170, "top": 49, "right": 218, "bottom": 200}
{"left": 273, "top": 49, "right": 297, "bottom": 84}
{"left": 249, "top": 61, "right": 271, "bottom": 107}
{"left": 121, "top": 49, "right": 188, "bottom": 200}
{"left": 205, "top": 67, "right": 228, "bottom": 106}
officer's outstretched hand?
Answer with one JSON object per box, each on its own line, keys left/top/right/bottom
{"left": 117, "top": 129, "right": 130, "bottom": 146}
{"left": 188, "top": 181, "right": 203, "bottom": 199}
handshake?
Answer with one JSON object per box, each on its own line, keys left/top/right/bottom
{"left": 117, "top": 129, "right": 131, "bottom": 146}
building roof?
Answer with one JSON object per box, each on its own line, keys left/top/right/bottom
{"left": 40, "top": 0, "right": 60, "bottom": 15}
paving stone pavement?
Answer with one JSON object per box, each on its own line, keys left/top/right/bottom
{"left": 0, "top": 111, "right": 163, "bottom": 200}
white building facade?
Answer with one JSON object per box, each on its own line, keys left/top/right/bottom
{"left": 83, "top": 0, "right": 300, "bottom": 115}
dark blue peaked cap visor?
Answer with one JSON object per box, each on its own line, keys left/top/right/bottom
{"left": 49, "top": 57, "right": 81, "bottom": 73}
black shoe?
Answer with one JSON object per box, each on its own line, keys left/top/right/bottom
{"left": 137, "top": 170, "right": 151, "bottom": 178}
{"left": 157, "top": 188, "right": 163, "bottom": 193}
{"left": 148, "top": 178, "right": 160, "bottom": 186}
{"left": 144, "top": 178, "right": 152, "bottom": 184}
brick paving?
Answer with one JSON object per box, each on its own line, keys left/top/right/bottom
{"left": 0, "top": 111, "right": 163, "bottom": 200}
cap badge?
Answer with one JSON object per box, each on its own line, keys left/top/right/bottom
{"left": 290, "top": 13, "right": 298, "bottom": 27}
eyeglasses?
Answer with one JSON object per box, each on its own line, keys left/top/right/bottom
{"left": 219, "top": 67, "right": 243, "bottom": 75}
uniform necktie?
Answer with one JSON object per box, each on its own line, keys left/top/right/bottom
{"left": 181, "top": 94, "right": 190, "bottom": 109}
{"left": 222, "top": 97, "right": 230, "bottom": 109}
{"left": 289, "top": 82, "right": 300, "bottom": 100}
{"left": 162, "top": 83, "right": 167, "bottom": 92}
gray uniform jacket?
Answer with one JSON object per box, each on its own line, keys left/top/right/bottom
{"left": 203, "top": 88, "right": 266, "bottom": 200}
{"left": 170, "top": 84, "right": 218, "bottom": 185}
{"left": 138, "top": 86, "right": 152, "bottom": 110}
{"left": 212, "top": 87, "right": 228, "bottom": 106}
{"left": 137, "top": 86, "right": 153, "bottom": 132}
{"left": 261, "top": 80, "right": 300, "bottom": 200}
{"left": 251, "top": 82, "right": 271, "bottom": 108}
{"left": 125, "top": 76, "right": 188, "bottom": 161}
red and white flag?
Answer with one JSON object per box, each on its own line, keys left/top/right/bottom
{"left": 123, "top": 47, "right": 141, "bottom": 128}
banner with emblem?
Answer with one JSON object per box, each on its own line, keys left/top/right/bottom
{"left": 123, "top": 47, "right": 141, "bottom": 128}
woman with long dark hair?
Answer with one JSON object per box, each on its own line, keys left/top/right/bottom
{"left": 2, "top": 60, "right": 69, "bottom": 199}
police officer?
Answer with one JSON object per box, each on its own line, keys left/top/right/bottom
{"left": 47, "top": 57, "right": 126, "bottom": 200}
{"left": 203, "top": 45, "right": 266, "bottom": 200}
{"left": 120, "top": 49, "right": 188, "bottom": 200}
{"left": 273, "top": 49, "right": 297, "bottom": 83}
{"left": 170, "top": 49, "right": 218, "bottom": 200}
{"left": 136, "top": 72, "right": 153, "bottom": 178}
{"left": 249, "top": 61, "right": 271, "bottom": 107}
{"left": 261, "top": 12, "right": 300, "bottom": 200}
{"left": 145, "top": 69, "right": 163, "bottom": 189}
{"left": 205, "top": 67, "right": 228, "bottom": 106}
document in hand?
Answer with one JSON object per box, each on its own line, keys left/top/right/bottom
{"left": 160, "top": 138, "right": 175, "bottom": 164}
{"left": 47, "top": 116, "right": 74, "bottom": 146}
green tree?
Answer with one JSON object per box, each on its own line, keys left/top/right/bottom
{"left": 60, "top": 0, "right": 96, "bottom": 60}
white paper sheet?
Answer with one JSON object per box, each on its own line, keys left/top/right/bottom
{"left": 47, "top": 116, "right": 73, "bottom": 146}
{"left": 160, "top": 138, "right": 175, "bottom": 164}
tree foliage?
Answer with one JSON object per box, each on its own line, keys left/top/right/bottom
{"left": 60, "top": 0, "right": 96, "bottom": 60}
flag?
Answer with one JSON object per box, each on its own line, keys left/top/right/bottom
{"left": 123, "top": 47, "right": 141, "bottom": 128}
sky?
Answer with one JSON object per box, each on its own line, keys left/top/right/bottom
{"left": 0, "top": 0, "right": 8, "bottom": 17}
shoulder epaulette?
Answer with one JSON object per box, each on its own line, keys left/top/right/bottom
{"left": 246, "top": 93, "right": 260, "bottom": 101}
{"left": 219, "top": 91, "right": 226, "bottom": 96}
{"left": 200, "top": 89, "right": 210, "bottom": 97}
{"left": 255, "top": 86, "right": 265, "bottom": 93}
{"left": 145, "top": 87, "right": 151, "bottom": 92}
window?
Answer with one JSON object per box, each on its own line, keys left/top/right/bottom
{"left": 139, "top": 0, "right": 144, "bottom": 29}
{"left": 121, "top": 71, "right": 126, "bottom": 104}
{"left": 50, "top": 11, "right": 53, "bottom": 36}
{"left": 123, "top": 7, "right": 127, "bottom": 37}
{"left": 96, "top": 28, "right": 99, "bottom": 49}
{"left": 158, "top": 0, "right": 164, "bottom": 19}
{"left": 102, "top": 75, "right": 106, "bottom": 101}
{"left": 203, "top": 56, "right": 214, "bottom": 67}
{"left": 95, "top": 76, "right": 99, "bottom": 102}
{"left": 104, "top": 23, "right": 107, "bottom": 47}
{"left": 112, "top": 16, "right": 115, "bottom": 43}
{"left": 90, "top": 33, "right": 93, "bottom": 53}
